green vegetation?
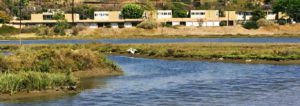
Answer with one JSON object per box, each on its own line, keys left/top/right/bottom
{"left": 0, "top": 48, "right": 119, "bottom": 73}
{"left": 137, "top": 19, "right": 158, "bottom": 29}
{"left": 243, "top": 21, "right": 260, "bottom": 29}
{"left": 0, "top": 45, "right": 122, "bottom": 95}
{"left": 121, "top": 4, "right": 144, "bottom": 19}
{"left": 243, "top": 9, "right": 266, "bottom": 29}
{"left": 0, "top": 25, "right": 18, "bottom": 36}
{"left": 251, "top": 9, "right": 266, "bottom": 22}
{"left": 96, "top": 43, "right": 300, "bottom": 62}
{"left": 172, "top": 2, "right": 189, "bottom": 18}
{"left": 219, "top": 21, "right": 227, "bottom": 26}
{"left": 53, "top": 12, "right": 70, "bottom": 36}
{"left": 273, "top": 0, "right": 300, "bottom": 22}
{"left": 0, "top": 71, "right": 76, "bottom": 95}
{"left": 277, "top": 18, "right": 287, "bottom": 25}
{"left": 0, "top": 11, "right": 11, "bottom": 23}
{"left": 72, "top": 4, "right": 96, "bottom": 20}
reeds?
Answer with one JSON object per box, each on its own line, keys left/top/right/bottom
{"left": 96, "top": 43, "right": 300, "bottom": 61}
{"left": 0, "top": 71, "right": 76, "bottom": 95}
{"left": 0, "top": 48, "right": 120, "bottom": 73}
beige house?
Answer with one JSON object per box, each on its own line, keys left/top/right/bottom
{"left": 11, "top": 9, "right": 80, "bottom": 27}
{"left": 10, "top": 9, "right": 292, "bottom": 28}
{"left": 76, "top": 11, "right": 143, "bottom": 28}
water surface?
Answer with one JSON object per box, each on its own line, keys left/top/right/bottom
{"left": 1, "top": 37, "right": 300, "bottom": 44}
{"left": 1, "top": 56, "right": 300, "bottom": 106}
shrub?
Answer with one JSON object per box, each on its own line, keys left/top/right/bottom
{"left": 161, "top": 22, "right": 173, "bottom": 27}
{"left": 243, "top": 21, "right": 259, "bottom": 29}
{"left": 121, "top": 4, "right": 144, "bottom": 19}
{"left": 21, "top": 26, "right": 39, "bottom": 33}
{"left": 277, "top": 18, "right": 287, "bottom": 25}
{"left": 257, "top": 18, "right": 274, "bottom": 26}
{"left": 220, "top": 21, "right": 228, "bottom": 26}
{"left": 54, "top": 19, "right": 69, "bottom": 36}
{"left": 36, "top": 25, "right": 54, "bottom": 36}
{"left": 137, "top": 19, "right": 158, "bottom": 29}
{"left": 0, "top": 25, "right": 18, "bottom": 36}
{"left": 0, "top": 11, "right": 11, "bottom": 23}
{"left": 172, "top": 2, "right": 189, "bottom": 18}
{"left": 251, "top": 9, "right": 266, "bottom": 21}
{"left": 71, "top": 27, "right": 84, "bottom": 36}
{"left": 72, "top": 4, "right": 96, "bottom": 20}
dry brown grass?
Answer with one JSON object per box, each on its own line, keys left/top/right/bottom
{"left": 79, "top": 24, "right": 300, "bottom": 39}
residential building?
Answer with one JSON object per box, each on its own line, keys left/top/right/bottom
{"left": 157, "top": 10, "right": 172, "bottom": 19}
{"left": 9, "top": 9, "right": 292, "bottom": 29}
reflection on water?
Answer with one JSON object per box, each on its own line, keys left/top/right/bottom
{"left": 1, "top": 56, "right": 300, "bottom": 106}
{"left": 78, "top": 77, "right": 108, "bottom": 90}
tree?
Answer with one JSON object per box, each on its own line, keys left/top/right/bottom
{"left": 121, "top": 4, "right": 144, "bottom": 19}
{"left": 0, "top": 11, "right": 11, "bottom": 23}
{"left": 172, "top": 2, "right": 189, "bottom": 18}
{"left": 272, "top": 0, "right": 300, "bottom": 22}
{"left": 72, "top": 5, "right": 96, "bottom": 20}
{"left": 251, "top": 9, "right": 266, "bottom": 21}
{"left": 53, "top": 12, "right": 69, "bottom": 35}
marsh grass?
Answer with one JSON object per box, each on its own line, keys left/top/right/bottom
{"left": 96, "top": 43, "right": 300, "bottom": 61}
{"left": 0, "top": 47, "right": 120, "bottom": 73}
{"left": 0, "top": 71, "right": 76, "bottom": 95}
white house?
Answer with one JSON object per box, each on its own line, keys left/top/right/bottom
{"left": 236, "top": 12, "right": 244, "bottom": 20}
{"left": 94, "top": 11, "right": 109, "bottom": 20}
{"left": 124, "top": 22, "right": 132, "bottom": 28}
{"left": 236, "top": 11, "right": 253, "bottom": 21}
{"left": 266, "top": 11, "right": 276, "bottom": 20}
{"left": 244, "top": 12, "right": 253, "bottom": 20}
{"left": 157, "top": 10, "right": 172, "bottom": 19}
{"left": 190, "top": 10, "right": 206, "bottom": 19}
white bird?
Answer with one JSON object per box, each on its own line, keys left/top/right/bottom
{"left": 127, "top": 48, "right": 138, "bottom": 54}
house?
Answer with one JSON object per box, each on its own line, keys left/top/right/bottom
{"left": 190, "top": 10, "right": 206, "bottom": 19}
{"left": 157, "top": 10, "right": 172, "bottom": 19}
{"left": 266, "top": 11, "right": 276, "bottom": 20}
{"left": 10, "top": 9, "right": 80, "bottom": 27}
{"left": 9, "top": 9, "right": 293, "bottom": 29}
{"left": 76, "top": 11, "right": 142, "bottom": 28}
{"left": 157, "top": 10, "right": 221, "bottom": 27}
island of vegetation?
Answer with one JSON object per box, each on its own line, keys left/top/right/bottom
{"left": 0, "top": 45, "right": 122, "bottom": 100}
{"left": 98, "top": 43, "right": 300, "bottom": 65}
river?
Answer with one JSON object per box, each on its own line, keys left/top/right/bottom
{"left": 1, "top": 56, "right": 300, "bottom": 106}
{"left": 1, "top": 38, "right": 300, "bottom": 44}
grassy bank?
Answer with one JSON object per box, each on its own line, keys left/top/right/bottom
{"left": 95, "top": 43, "right": 300, "bottom": 64}
{"left": 0, "top": 45, "right": 122, "bottom": 97}
{"left": 0, "top": 71, "right": 75, "bottom": 95}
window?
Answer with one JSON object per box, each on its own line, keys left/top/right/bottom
{"left": 43, "top": 15, "right": 54, "bottom": 20}
{"left": 200, "top": 12, "right": 205, "bottom": 15}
